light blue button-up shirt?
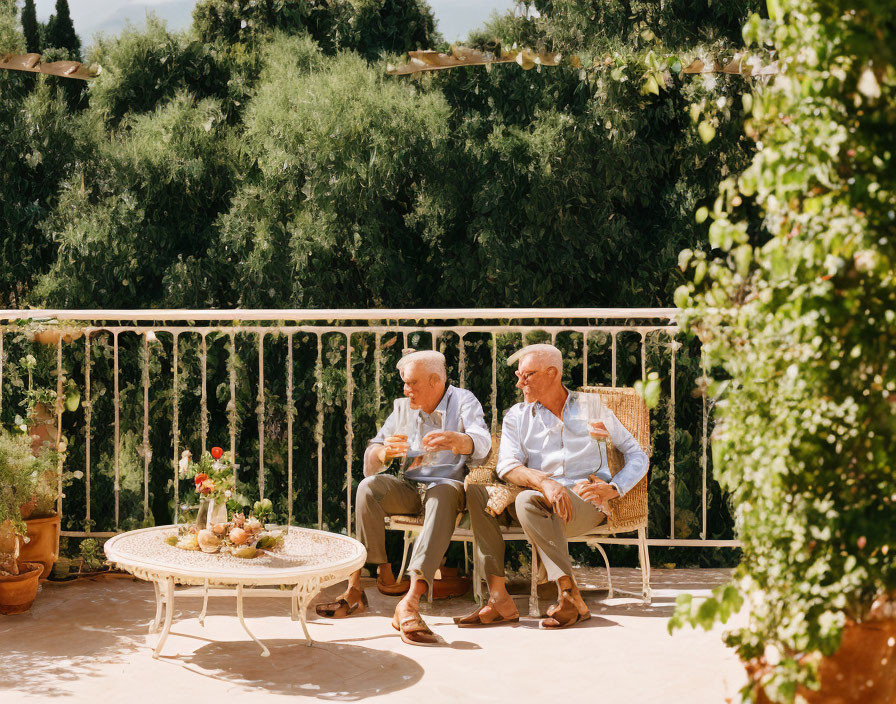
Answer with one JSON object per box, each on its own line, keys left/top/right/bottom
{"left": 496, "top": 389, "right": 649, "bottom": 496}
{"left": 369, "top": 385, "right": 491, "bottom": 487}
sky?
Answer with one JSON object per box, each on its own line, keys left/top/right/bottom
{"left": 33, "top": 0, "right": 519, "bottom": 45}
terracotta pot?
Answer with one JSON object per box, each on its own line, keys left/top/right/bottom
{"left": 18, "top": 514, "right": 61, "bottom": 580}
{"left": 0, "top": 562, "right": 42, "bottom": 615}
{"left": 751, "top": 619, "right": 896, "bottom": 704}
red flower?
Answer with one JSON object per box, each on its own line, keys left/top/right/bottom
{"left": 211, "top": 447, "right": 224, "bottom": 460}
{"left": 194, "top": 473, "right": 208, "bottom": 486}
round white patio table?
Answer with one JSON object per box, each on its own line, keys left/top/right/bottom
{"left": 104, "top": 525, "right": 366, "bottom": 658}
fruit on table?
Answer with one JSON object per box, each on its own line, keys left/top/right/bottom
{"left": 231, "top": 546, "right": 258, "bottom": 559}
{"left": 164, "top": 535, "right": 178, "bottom": 546}
{"left": 245, "top": 517, "right": 263, "bottom": 534}
{"left": 229, "top": 527, "right": 248, "bottom": 545}
{"left": 211, "top": 523, "right": 227, "bottom": 536}
{"left": 197, "top": 529, "right": 222, "bottom": 553}
{"left": 176, "top": 533, "right": 199, "bottom": 551}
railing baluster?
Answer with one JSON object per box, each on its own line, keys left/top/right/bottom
{"left": 611, "top": 333, "right": 617, "bottom": 388}
{"left": 113, "top": 332, "right": 120, "bottom": 529}
{"left": 56, "top": 339, "right": 64, "bottom": 518}
{"left": 458, "top": 332, "right": 466, "bottom": 389}
{"left": 582, "top": 331, "right": 588, "bottom": 387}
{"left": 257, "top": 332, "right": 266, "bottom": 501}
{"left": 669, "top": 335, "right": 677, "bottom": 539}
{"left": 640, "top": 332, "right": 647, "bottom": 381}
{"left": 490, "top": 332, "right": 498, "bottom": 435}
{"left": 143, "top": 333, "right": 151, "bottom": 523}
{"left": 200, "top": 333, "right": 208, "bottom": 454}
{"left": 374, "top": 331, "right": 382, "bottom": 412}
{"left": 286, "top": 332, "right": 294, "bottom": 526}
{"left": 228, "top": 332, "right": 237, "bottom": 486}
{"left": 345, "top": 332, "right": 354, "bottom": 535}
{"left": 85, "top": 334, "right": 92, "bottom": 531}
{"left": 701, "top": 350, "right": 709, "bottom": 541}
{"left": 172, "top": 332, "right": 180, "bottom": 524}
{"left": 315, "top": 333, "right": 324, "bottom": 529}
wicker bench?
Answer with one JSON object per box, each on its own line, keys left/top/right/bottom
{"left": 385, "top": 385, "right": 652, "bottom": 616}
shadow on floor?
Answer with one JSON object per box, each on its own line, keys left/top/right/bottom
{"left": 0, "top": 579, "right": 157, "bottom": 697}
{"left": 174, "top": 639, "right": 424, "bottom": 700}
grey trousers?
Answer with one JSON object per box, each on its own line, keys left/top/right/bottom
{"left": 467, "top": 483, "right": 607, "bottom": 583}
{"left": 355, "top": 473, "right": 465, "bottom": 585}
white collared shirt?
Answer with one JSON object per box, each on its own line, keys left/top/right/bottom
{"left": 496, "top": 389, "right": 649, "bottom": 496}
{"left": 369, "top": 385, "right": 491, "bottom": 486}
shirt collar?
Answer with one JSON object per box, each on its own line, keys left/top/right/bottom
{"left": 533, "top": 386, "right": 574, "bottom": 419}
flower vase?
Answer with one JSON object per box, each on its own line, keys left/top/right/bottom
{"left": 206, "top": 499, "right": 228, "bottom": 529}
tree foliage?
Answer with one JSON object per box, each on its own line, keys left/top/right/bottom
{"left": 670, "top": 0, "right": 896, "bottom": 701}
{"left": 44, "top": 0, "right": 80, "bottom": 59}
{"left": 20, "top": 0, "right": 38, "bottom": 53}
{"left": 0, "top": 0, "right": 764, "bottom": 566}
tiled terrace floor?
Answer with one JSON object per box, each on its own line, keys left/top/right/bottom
{"left": 1, "top": 567, "right": 744, "bottom": 704}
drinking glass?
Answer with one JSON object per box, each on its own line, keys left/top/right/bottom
{"left": 419, "top": 410, "right": 444, "bottom": 467}
{"left": 580, "top": 392, "right": 608, "bottom": 471}
{"left": 391, "top": 398, "right": 416, "bottom": 462}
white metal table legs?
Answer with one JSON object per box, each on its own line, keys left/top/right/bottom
{"left": 198, "top": 578, "right": 210, "bottom": 626}
{"left": 236, "top": 583, "right": 271, "bottom": 657}
{"left": 152, "top": 577, "right": 175, "bottom": 658}
{"left": 149, "top": 580, "right": 164, "bottom": 633}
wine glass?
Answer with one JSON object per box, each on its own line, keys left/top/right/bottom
{"left": 419, "top": 410, "right": 444, "bottom": 467}
{"left": 391, "top": 398, "right": 416, "bottom": 462}
{"left": 580, "top": 392, "right": 607, "bottom": 472}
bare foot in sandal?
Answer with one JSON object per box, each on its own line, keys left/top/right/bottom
{"left": 455, "top": 597, "right": 519, "bottom": 627}
{"left": 541, "top": 579, "right": 590, "bottom": 629}
{"left": 392, "top": 576, "right": 439, "bottom": 646}
{"left": 315, "top": 585, "right": 368, "bottom": 618}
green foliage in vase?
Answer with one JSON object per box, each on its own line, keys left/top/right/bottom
{"left": 669, "top": 1, "right": 896, "bottom": 701}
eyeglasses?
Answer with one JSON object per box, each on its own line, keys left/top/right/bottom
{"left": 515, "top": 369, "right": 541, "bottom": 384}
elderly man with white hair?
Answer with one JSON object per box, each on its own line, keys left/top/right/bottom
{"left": 316, "top": 349, "right": 491, "bottom": 646}
{"left": 457, "top": 343, "right": 648, "bottom": 629}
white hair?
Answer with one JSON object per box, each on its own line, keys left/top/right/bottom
{"left": 506, "top": 343, "right": 563, "bottom": 373}
{"left": 397, "top": 350, "right": 447, "bottom": 383}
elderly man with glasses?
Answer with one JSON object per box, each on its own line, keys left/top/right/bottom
{"left": 315, "top": 350, "right": 491, "bottom": 646}
{"left": 457, "top": 343, "right": 648, "bottom": 629}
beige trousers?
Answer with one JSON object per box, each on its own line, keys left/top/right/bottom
{"left": 467, "top": 483, "right": 607, "bottom": 583}
{"left": 355, "top": 473, "right": 465, "bottom": 585}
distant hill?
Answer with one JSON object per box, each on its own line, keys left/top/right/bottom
{"left": 86, "top": 1, "right": 195, "bottom": 38}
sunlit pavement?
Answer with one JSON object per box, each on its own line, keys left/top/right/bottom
{"left": 1, "top": 567, "right": 744, "bottom": 704}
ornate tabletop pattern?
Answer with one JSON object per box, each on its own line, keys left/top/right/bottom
{"left": 105, "top": 525, "right": 366, "bottom": 587}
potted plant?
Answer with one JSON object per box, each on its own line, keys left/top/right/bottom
{"left": 0, "top": 430, "right": 44, "bottom": 614}
{"left": 14, "top": 350, "right": 81, "bottom": 580}
{"left": 669, "top": 1, "right": 896, "bottom": 702}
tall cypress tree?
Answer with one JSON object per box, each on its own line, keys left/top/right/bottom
{"left": 20, "top": 0, "right": 40, "bottom": 53}
{"left": 45, "top": 0, "right": 80, "bottom": 58}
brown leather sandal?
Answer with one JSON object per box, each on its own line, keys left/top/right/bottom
{"left": 454, "top": 602, "right": 520, "bottom": 628}
{"left": 391, "top": 613, "right": 440, "bottom": 646}
{"left": 377, "top": 577, "right": 411, "bottom": 596}
{"left": 540, "top": 589, "right": 590, "bottom": 629}
{"left": 315, "top": 589, "right": 369, "bottom": 618}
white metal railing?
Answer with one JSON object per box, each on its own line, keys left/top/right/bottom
{"left": 0, "top": 308, "right": 737, "bottom": 549}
